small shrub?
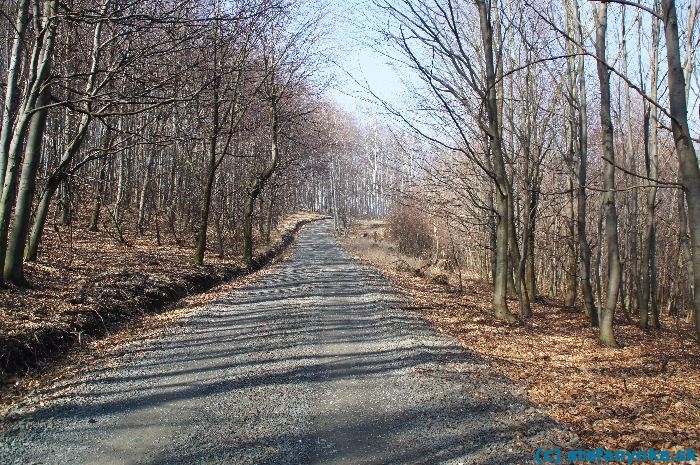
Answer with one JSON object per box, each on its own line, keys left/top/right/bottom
{"left": 387, "top": 206, "right": 433, "bottom": 257}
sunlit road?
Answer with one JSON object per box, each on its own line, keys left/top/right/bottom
{"left": 1, "top": 220, "right": 575, "bottom": 464}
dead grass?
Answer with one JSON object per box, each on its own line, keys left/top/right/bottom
{"left": 339, "top": 219, "right": 700, "bottom": 453}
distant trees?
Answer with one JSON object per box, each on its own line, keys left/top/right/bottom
{"left": 296, "top": 103, "right": 405, "bottom": 235}
{"left": 0, "top": 0, "right": 397, "bottom": 285}
{"left": 241, "top": 0, "right": 322, "bottom": 267}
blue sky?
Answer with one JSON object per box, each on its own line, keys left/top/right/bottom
{"left": 323, "top": 0, "right": 408, "bottom": 117}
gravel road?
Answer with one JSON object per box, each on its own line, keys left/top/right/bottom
{"left": 1, "top": 220, "right": 576, "bottom": 464}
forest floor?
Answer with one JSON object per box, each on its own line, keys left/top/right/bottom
{"left": 0, "top": 211, "right": 327, "bottom": 403}
{"left": 338, "top": 219, "right": 700, "bottom": 453}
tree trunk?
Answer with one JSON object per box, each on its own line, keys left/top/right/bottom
{"left": 265, "top": 191, "right": 275, "bottom": 245}
{"left": 4, "top": 91, "right": 49, "bottom": 283}
{"left": 564, "top": 177, "right": 577, "bottom": 307}
{"left": 243, "top": 98, "right": 280, "bottom": 268}
{"left": 59, "top": 180, "right": 71, "bottom": 226}
{"left": 25, "top": 177, "right": 58, "bottom": 262}
{"left": 192, "top": 57, "right": 221, "bottom": 265}
{"left": 137, "top": 152, "right": 156, "bottom": 235}
{"left": 242, "top": 192, "right": 256, "bottom": 266}
{"left": 525, "top": 226, "right": 536, "bottom": 300}
{"left": 192, "top": 152, "right": 216, "bottom": 265}
{"left": 509, "top": 215, "right": 531, "bottom": 318}
{"left": 522, "top": 162, "right": 538, "bottom": 303}
{"left": 622, "top": 7, "right": 641, "bottom": 319}
{"left": 88, "top": 159, "right": 108, "bottom": 232}
{"left": 595, "top": 3, "right": 621, "bottom": 347}
{"left": 0, "top": 0, "right": 59, "bottom": 282}
{"left": 477, "top": 0, "right": 516, "bottom": 323}
{"left": 639, "top": 7, "right": 660, "bottom": 328}
{"left": 0, "top": 0, "right": 29, "bottom": 182}
{"left": 487, "top": 183, "right": 497, "bottom": 284}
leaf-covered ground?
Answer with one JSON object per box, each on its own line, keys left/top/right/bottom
{"left": 0, "top": 212, "right": 326, "bottom": 395}
{"left": 340, "top": 221, "right": 700, "bottom": 453}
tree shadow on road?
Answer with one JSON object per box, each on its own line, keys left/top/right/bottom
{"left": 5, "top": 222, "right": 575, "bottom": 464}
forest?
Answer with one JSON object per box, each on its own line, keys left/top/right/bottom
{"left": 0, "top": 0, "right": 699, "bottom": 370}
{"left": 366, "top": 0, "right": 700, "bottom": 348}
{"left": 0, "top": 0, "right": 699, "bottom": 459}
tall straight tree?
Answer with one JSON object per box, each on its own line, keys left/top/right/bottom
{"left": 561, "top": 0, "right": 598, "bottom": 325}
{"left": 594, "top": 3, "right": 621, "bottom": 347}
{"left": 477, "top": 0, "right": 518, "bottom": 322}
{"left": 639, "top": 0, "right": 661, "bottom": 329}
{"left": 242, "top": 1, "right": 322, "bottom": 267}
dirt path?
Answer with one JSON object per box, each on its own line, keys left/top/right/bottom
{"left": 0, "top": 221, "right": 576, "bottom": 464}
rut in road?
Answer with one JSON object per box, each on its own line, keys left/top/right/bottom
{"left": 0, "top": 220, "right": 577, "bottom": 464}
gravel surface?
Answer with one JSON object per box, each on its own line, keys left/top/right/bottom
{"left": 0, "top": 220, "right": 577, "bottom": 464}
